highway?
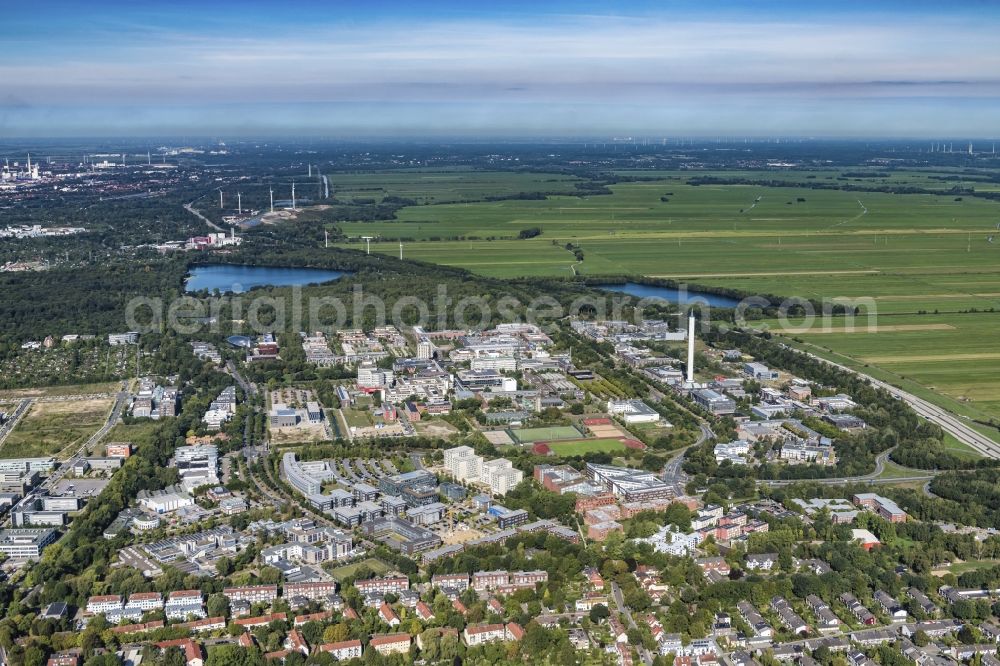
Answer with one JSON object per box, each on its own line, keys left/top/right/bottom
{"left": 796, "top": 348, "right": 1000, "bottom": 459}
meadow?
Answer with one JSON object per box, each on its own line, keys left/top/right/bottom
{"left": 2, "top": 397, "right": 113, "bottom": 459}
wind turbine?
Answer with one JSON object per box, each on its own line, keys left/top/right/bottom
{"left": 361, "top": 236, "right": 373, "bottom": 255}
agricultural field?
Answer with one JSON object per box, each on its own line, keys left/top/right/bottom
{"left": 773, "top": 311, "right": 1000, "bottom": 423}
{"left": 334, "top": 167, "right": 1000, "bottom": 432}
{"left": 2, "top": 397, "right": 113, "bottom": 459}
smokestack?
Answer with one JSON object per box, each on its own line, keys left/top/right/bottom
{"left": 686, "top": 312, "right": 696, "bottom": 384}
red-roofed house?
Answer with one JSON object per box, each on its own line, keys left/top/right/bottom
{"left": 284, "top": 629, "right": 309, "bottom": 656}
{"left": 415, "top": 601, "right": 435, "bottom": 621}
{"left": 463, "top": 623, "right": 507, "bottom": 646}
{"left": 369, "top": 633, "right": 411, "bottom": 655}
{"left": 378, "top": 603, "right": 400, "bottom": 627}
{"left": 319, "top": 640, "right": 363, "bottom": 661}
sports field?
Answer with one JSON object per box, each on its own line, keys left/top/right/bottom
{"left": 542, "top": 438, "right": 631, "bottom": 456}
{"left": 508, "top": 425, "right": 582, "bottom": 444}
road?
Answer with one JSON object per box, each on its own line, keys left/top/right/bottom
{"left": 757, "top": 448, "right": 935, "bottom": 488}
{"left": 662, "top": 423, "right": 713, "bottom": 495}
{"left": 610, "top": 582, "right": 653, "bottom": 666}
{"left": 797, "top": 347, "right": 1000, "bottom": 459}
{"left": 184, "top": 201, "right": 225, "bottom": 232}
{"left": 0, "top": 399, "right": 33, "bottom": 446}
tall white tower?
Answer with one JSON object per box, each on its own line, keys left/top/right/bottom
{"left": 269, "top": 187, "right": 274, "bottom": 213}
{"left": 292, "top": 182, "right": 296, "bottom": 210}
{"left": 686, "top": 312, "right": 696, "bottom": 384}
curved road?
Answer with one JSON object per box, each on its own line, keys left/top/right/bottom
{"left": 757, "top": 448, "right": 935, "bottom": 488}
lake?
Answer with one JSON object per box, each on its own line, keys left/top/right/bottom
{"left": 185, "top": 264, "right": 349, "bottom": 293}
{"left": 596, "top": 282, "right": 742, "bottom": 308}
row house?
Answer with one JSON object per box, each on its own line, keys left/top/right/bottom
{"left": 736, "top": 601, "right": 773, "bottom": 638}
{"left": 294, "top": 611, "right": 333, "bottom": 627}
{"left": 464, "top": 623, "right": 507, "bottom": 646}
{"left": 431, "top": 572, "right": 470, "bottom": 592}
{"left": 127, "top": 592, "right": 163, "bottom": 611}
{"left": 770, "top": 597, "right": 808, "bottom": 636}
{"left": 318, "top": 640, "right": 362, "bottom": 661}
{"left": 874, "top": 590, "right": 908, "bottom": 622}
{"left": 284, "top": 581, "right": 337, "bottom": 600}
{"left": 166, "top": 590, "right": 203, "bottom": 607}
{"left": 178, "top": 617, "right": 226, "bottom": 633}
{"left": 86, "top": 595, "right": 122, "bottom": 614}
{"left": 839, "top": 593, "right": 876, "bottom": 626}
{"left": 111, "top": 621, "right": 165, "bottom": 635}
{"left": 355, "top": 576, "right": 408, "bottom": 595}
{"left": 745, "top": 553, "right": 777, "bottom": 571}
{"left": 368, "top": 633, "right": 411, "bottom": 656}
{"left": 907, "top": 587, "right": 940, "bottom": 617}
{"left": 166, "top": 604, "right": 206, "bottom": 621}
{"left": 806, "top": 595, "right": 840, "bottom": 630}
{"left": 223, "top": 585, "right": 278, "bottom": 604}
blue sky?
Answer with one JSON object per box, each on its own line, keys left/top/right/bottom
{"left": 2, "top": 1, "right": 999, "bottom": 137}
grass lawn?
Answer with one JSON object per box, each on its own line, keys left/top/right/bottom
{"left": 877, "top": 461, "right": 930, "bottom": 480}
{"left": 327, "top": 557, "right": 389, "bottom": 582}
{"left": 546, "top": 438, "right": 629, "bottom": 456}
{"left": 947, "top": 559, "right": 1000, "bottom": 575}
{"left": 341, "top": 408, "right": 373, "bottom": 429}
{"left": 103, "top": 420, "right": 161, "bottom": 446}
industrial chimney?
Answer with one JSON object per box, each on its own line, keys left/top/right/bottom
{"left": 686, "top": 312, "right": 696, "bottom": 384}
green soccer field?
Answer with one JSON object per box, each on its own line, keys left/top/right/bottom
{"left": 508, "top": 425, "right": 583, "bottom": 444}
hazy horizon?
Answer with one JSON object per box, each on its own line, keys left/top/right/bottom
{"left": 3, "top": 0, "right": 999, "bottom": 138}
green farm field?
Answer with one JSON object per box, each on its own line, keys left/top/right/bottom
{"left": 334, "top": 167, "right": 1000, "bottom": 429}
